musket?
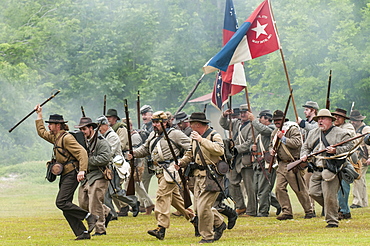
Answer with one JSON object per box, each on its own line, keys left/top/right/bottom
{"left": 227, "top": 96, "right": 233, "bottom": 139}
{"left": 81, "top": 106, "right": 86, "bottom": 117}
{"left": 175, "top": 73, "right": 205, "bottom": 115}
{"left": 350, "top": 102, "right": 355, "bottom": 114}
{"left": 159, "top": 121, "right": 192, "bottom": 208}
{"left": 326, "top": 70, "right": 332, "bottom": 110}
{"left": 103, "top": 95, "right": 107, "bottom": 115}
{"left": 268, "top": 93, "right": 292, "bottom": 173}
{"left": 287, "top": 132, "right": 370, "bottom": 171}
{"left": 195, "top": 141, "right": 235, "bottom": 204}
{"left": 203, "top": 103, "right": 208, "bottom": 114}
{"left": 137, "top": 90, "right": 141, "bottom": 129}
{"left": 124, "top": 99, "right": 136, "bottom": 196}
{"left": 9, "top": 90, "right": 60, "bottom": 133}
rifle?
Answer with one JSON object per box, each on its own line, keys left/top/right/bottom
{"left": 287, "top": 132, "right": 370, "bottom": 171}
{"left": 103, "top": 95, "right": 107, "bottom": 115}
{"left": 175, "top": 73, "right": 205, "bottom": 115}
{"left": 159, "top": 121, "right": 192, "bottom": 208}
{"left": 137, "top": 90, "right": 141, "bottom": 129}
{"left": 244, "top": 86, "right": 270, "bottom": 183}
{"left": 9, "top": 90, "right": 60, "bottom": 133}
{"left": 195, "top": 141, "right": 235, "bottom": 204}
{"left": 124, "top": 99, "right": 136, "bottom": 196}
{"left": 81, "top": 106, "right": 86, "bottom": 117}
{"left": 268, "top": 94, "right": 292, "bottom": 173}
{"left": 326, "top": 70, "right": 332, "bottom": 110}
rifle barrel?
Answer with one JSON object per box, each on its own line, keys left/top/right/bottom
{"left": 287, "top": 132, "right": 369, "bottom": 171}
{"left": 124, "top": 99, "right": 136, "bottom": 196}
{"left": 9, "top": 90, "right": 60, "bottom": 133}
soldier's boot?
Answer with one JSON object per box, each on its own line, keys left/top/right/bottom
{"left": 219, "top": 205, "right": 238, "bottom": 229}
{"left": 190, "top": 216, "right": 201, "bottom": 237}
{"left": 148, "top": 225, "right": 166, "bottom": 240}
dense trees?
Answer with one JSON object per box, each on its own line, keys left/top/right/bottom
{"left": 1, "top": 0, "right": 369, "bottom": 165}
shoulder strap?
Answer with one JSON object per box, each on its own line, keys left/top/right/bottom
{"left": 357, "top": 125, "right": 366, "bottom": 134}
{"left": 150, "top": 134, "right": 163, "bottom": 153}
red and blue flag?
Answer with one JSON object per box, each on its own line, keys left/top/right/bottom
{"left": 204, "top": 0, "right": 280, "bottom": 75}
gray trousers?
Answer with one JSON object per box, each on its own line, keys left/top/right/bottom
{"left": 254, "top": 166, "right": 280, "bottom": 216}
{"left": 309, "top": 170, "right": 340, "bottom": 226}
{"left": 352, "top": 164, "right": 368, "bottom": 207}
{"left": 228, "top": 166, "right": 256, "bottom": 216}
{"left": 142, "top": 158, "right": 155, "bottom": 193}
{"left": 104, "top": 167, "right": 138, "bottom": 217}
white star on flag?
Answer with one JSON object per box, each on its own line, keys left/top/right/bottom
{"left": 251, "top": 20, "right": 268, "bottom": 39}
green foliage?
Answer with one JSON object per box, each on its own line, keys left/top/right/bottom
{"left": 1, "top": 0, "right": 369, "bottom": 165}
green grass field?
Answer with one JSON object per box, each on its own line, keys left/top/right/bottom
{"left": 1, "top": 161, "right": 370, "bottom": 245}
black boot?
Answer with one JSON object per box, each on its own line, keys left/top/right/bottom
{"left": 148, "top": 225, "right": 166, "bottom": 240}
{"left": 190, "top": 216, "right": 201, "bottom": 237}
{"left": 219, "top": 205, "right": 238, "bottom": 229}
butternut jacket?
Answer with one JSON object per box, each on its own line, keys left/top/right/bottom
{"left": 270, "top": 122, "right": 302, "bottom": 162}
{"left": 36, "top": 119, "right": 88, "bottom": 175}
{"left": 180, "top": 128, "right": 224, "bottom": 176}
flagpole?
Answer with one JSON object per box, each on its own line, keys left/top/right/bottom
{"left": 175, "top": 73, "right": 205, "bottom": 115}
{"left": 244, "top": 86, "right": 256, "bottom": 143}
{"left": 227, "top": 95, "right": 233, "bottom": 139}
{"left": 269, "top": 0, "right": 298, "bottom": 121}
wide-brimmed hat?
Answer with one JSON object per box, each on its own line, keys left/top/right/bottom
{"left": 140, "top": 105, "right": 153, "bottom": 114}
{"left": 302, "top": 101, "right": 319, "bottom": 111}
{"left": 239, "top": 104, "right": 249, "bottom": 112}
{"left": 106, "top": 108, "right": 120, "bottom": 120}
{"left": 259, "top": 110, "right": 273, "bottom": 119}
{"left": 173, "top": 112, "right": 188, "bottom": 125}
{"left": 313, "top": 109, "right": 336, "bottom": 121}
{"left": 188, "top": 112, "right": 210, "bottom": 123}
{"left": 350, "top": 110, "right": 366, "bottom": 121}
{"left": 74, "top": 117, "right": 98, "bottom": 129}
{"left": 331, "top": 108, "right": 350, "bottom": 120}
{"left": 45, "top": 114, "right": 68, "bottom": 123}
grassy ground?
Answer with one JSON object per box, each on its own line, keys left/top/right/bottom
{"left": 1, "top": 161, "right": 370, "bottom": 245}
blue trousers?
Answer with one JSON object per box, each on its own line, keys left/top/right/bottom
{"left": 338, "top": 179, "right": 350, "bottom": 214}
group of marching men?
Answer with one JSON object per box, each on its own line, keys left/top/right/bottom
{"left": 219, "top": 101, "right": 369, "bottom": 229}
{"left": 33, "top": 100, "right": 370, "bottom": 243}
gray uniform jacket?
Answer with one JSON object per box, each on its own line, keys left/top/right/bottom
{"left": 219, "top": 115, "right": 257, "bottom": 172}
{"left": 301, "top": 126, "right": 353, "bottom": 168}
{"left": 83, "top": 134, "right": 112, "bottom": 185}
{"left": 134, "top": 128, "right": 191, "bottom": 163}
{"left": 270, "top": 123, "right": 302, "bottom": 162}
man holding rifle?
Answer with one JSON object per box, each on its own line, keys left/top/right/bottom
{"left": 300, "top": 109, "right": 353, "bottom": 228}
{"left": 269, "top": 110, "right": 313, "bottom": 220}
{"left": 177, "top": 112, "right": 226, "bottom": 244}
{"left": 34, "top": 105, "right": 97, "bottom": 240}
{"left": 127, "top": 111, "right": 194, "bottom": 240}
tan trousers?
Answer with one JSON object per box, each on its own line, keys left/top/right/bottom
{"left": 352, "top": 164, "right": 368, "bottom": 207}
{"left": 194, "top": 175, "right": 224, "bottom": 241}
{"left": 309, "top": 170, "right": 340, "bottom": 225}
{"left": 155, "top": 174, "right": 192, "bottom": 228}
{"left": 275, "top": 162, "right": 313, "bottom": 216}
{"left": 79, "top": 179, "right": 109, "bottom": 234}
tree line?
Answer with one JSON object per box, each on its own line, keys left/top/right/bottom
{"left": 0, "top": 0, "right": 369, "bottom": 165}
